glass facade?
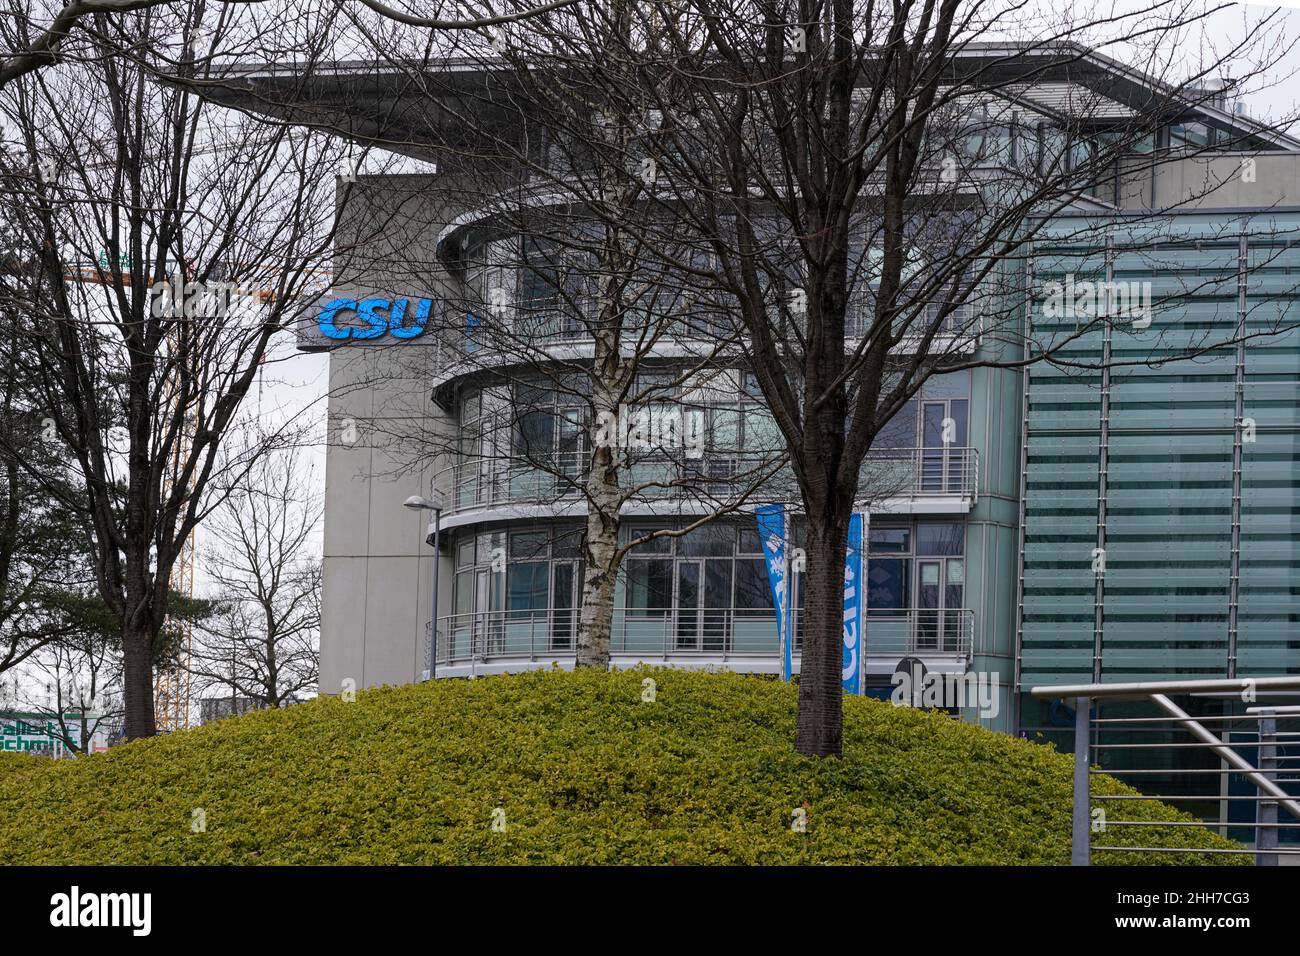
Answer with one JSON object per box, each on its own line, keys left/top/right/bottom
{"left": 443, "top": 515, "right": 974, "bottom": 666}
{"left": 430, "top": 208, "right": 1300, "bottom": 772}
{"left": 1019, "top": 213, "right": 1300, "bottom": 691}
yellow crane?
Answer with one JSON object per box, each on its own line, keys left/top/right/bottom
{"left": 151, "top": 262, "right": 326, "bottom": 732}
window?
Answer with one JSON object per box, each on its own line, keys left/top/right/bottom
{"left": 949, "top": 399, "right": 969, "bottom": 445}
{"left": 869, "top": 527, "right": 911, "bottom": 553}
{"left": 620, "top": 523, "right": 782, "bottom": 643}
{"left": 867, "top": 559, "right": 910, "bottom": 614}
{"left": 455, "top": 572, "right": 473, "bottom": 616}
{"left": 1170, "top": 122, "right": 1210, "bottom": 149}
{"left": 461, "top": 389, "right": 480, "bottom": 423}
{"left": 710, "top": 406, "right": 740, "bottom": 452}
{"left": 633, "top": 370, "right": 676, "bottom": 402}
{"left": 626, "top": 558, "right": 672, "bottom": 614}
{"left": 629, "top": 528, "right": 671, "bottom": 554}
{"left": 703, "top": 560, "right": 733, "bottom": 609}
{"left": 876, "top": 401, "right": 917, "bottom": 451}
{"left": 507, "top": 561, "right": 549, "bottom": 615}
{"left": 514, "top": 410, "right": 551, "bottom": 458}
{"left": 867, "top": 526, "right": 912, "bottom": 615}
{"left": 510, "top": 531, "right": 549, "bottom": 561}
{"left": 920, "top": 397, "right": 970, "bottom": 493}
{"left": 734, "top": 559, "right": 773, "bottom": 613}
{"left": 679, "top": 525, "right": 733, "bottom": 557}
{"left": 737, "top": 526, "right": 762, "bottom": 555}
{"left": 520, "top": 236, "right": 560, "bottom": 307}
{"left": 742, "top": 406, "right": 780, "bottom": 453}
{"left": 917, "top": 522, "right": 964, "bottom": 556}
{"left": 553, "top": 527, "right": 583, "bottom": 558}
{"left": 477, "top": 530, "right": 505, "bottom": 559}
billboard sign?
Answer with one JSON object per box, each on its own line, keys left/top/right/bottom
{"left": 755, "top": 504, "right": 793, "bottom": 682}
{"left": 0, "top": 713, "right": 105, "bottom": 756}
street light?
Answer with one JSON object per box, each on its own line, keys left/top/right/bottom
{"left": 403, "top": 494, "right": 443, "bottom": 681}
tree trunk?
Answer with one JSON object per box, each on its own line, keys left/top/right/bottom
{"left": 121, "top": 624, "right": 155, "bottom": 740}
{"left": 576, "top": 442, "right": 620, "bottom": 668}
{"left": 265, "top": 627, "right": 278, "bottom": 707}
{"left": 795, "top": 508, "right": 850, "bottom": 757}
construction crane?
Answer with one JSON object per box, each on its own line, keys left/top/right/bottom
{"left": 153, "top": 525, "right": 196, "bottom": 732}
{"left": 150, "top": 262, "right": 331, "bottom": 731}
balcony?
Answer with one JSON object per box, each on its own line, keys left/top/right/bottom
{"left": 430, "top": 607, "right": 974, "bottom": 678}
{"left": 844, "top": 291, "right": 982, "bottom": 352}
{"left": 426, "top": 287, "right": 982, "bottom": 384}
{"left": 433, "top": 446, "right": 977, "bottom": 524}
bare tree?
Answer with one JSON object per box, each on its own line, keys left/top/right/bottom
{"left": 190, "top": 443, "right": 321, "bottom": 709}
{"left": 0, "top": 0, "right": 590, "bottom": 91}
{"left": 312, "top": 1, "right": 802, "bottom": 670}
{"left": 23, "top": 606, "right": 123, "bottom": 754}
{"left": 492, "top": 0, "right": 1300, "bottom": 755}
{"left": 0, "top": 4, "right": 343, "bottom": 738}
{"left": 0, "top": 0, "right": 192, "bottom": 90}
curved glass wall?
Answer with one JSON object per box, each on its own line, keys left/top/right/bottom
{"left": 439, "top": 517, "right": 970, "bottom": 666}
{"left": 440, "top": 368, "right": 975, "bottom": 516}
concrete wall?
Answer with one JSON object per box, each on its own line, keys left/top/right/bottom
{"left": 317, "top": 173, "right": 470, "bottom": 693}
{"left": 320, "top": 345, "right": 457, "bottom": 693}
{"left": 1120, "top": 152, "right": 1300, "bottom": 211}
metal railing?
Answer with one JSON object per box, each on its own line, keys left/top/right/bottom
{"left": 844, "top": 292, "right": 981, "bottom": 344}
{"left": 1030, "top": 677, "right": 1300, "bottom": 865}
{"left": 434, "top": 446, "right": 978, "bottom": 517}
{"left": 456, "top": 295, "right": 739, "bottom": 349}
{"left": 432, "top": 606, "right": 974, "bottom": 668}
{"left": 446, "top": 287, "right": 980, "bottom": 357}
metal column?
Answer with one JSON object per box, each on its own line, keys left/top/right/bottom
{"left": 1072, "top": 696, "right": 1091, "bottom": 866}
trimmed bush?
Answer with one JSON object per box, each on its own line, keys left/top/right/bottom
{"left": 0, "top": 668, "right": 1247, "bottom": 864}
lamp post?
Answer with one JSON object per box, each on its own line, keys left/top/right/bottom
{"left": 403, "top": 495, "right": 443, "bottom": 681}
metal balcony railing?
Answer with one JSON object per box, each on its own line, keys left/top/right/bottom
{"left": 844, "top": 291, "right": 980, "bottom": 342}
{"left": 457, "top": 295, "right": 736, "bottom": 349}
{"left": 447, "top": 286, "right": 981, "bottom": 357}
{"left": 433, "top": 446, "right": 977, "bottom": 517}
{"left": 430, "top": 606, "right": 974, "bottom": 668}
{"left": 1029, "top": 677, "right": 1300, "bottom": 864}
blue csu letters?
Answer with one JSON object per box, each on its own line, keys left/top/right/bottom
{"left": 317, "top": 296, "right": 432, "bottom": 340}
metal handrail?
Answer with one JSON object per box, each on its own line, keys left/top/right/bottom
{"left": 1030, "top": 676, "right": 1300, "bottom": 864}
{"left": 433, "top": 605, "right": 975, "bottom": 666}
{"left": 1033, "top": 677, "right": 1300, "bottom": 699}
{"left": 433, "top": 446, "right": 979, "bottom": 516}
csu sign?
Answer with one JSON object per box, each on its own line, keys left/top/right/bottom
{"left": 309, "top": 295, "right": 435, "bottom": 344}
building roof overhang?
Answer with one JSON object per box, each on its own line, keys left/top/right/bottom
{"left": 184, "top": 41, "right": 1300, "bottom": 157}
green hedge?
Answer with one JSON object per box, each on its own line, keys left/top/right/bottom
{"left": 0, "top": 668, "right": 1248, "bottom": 864}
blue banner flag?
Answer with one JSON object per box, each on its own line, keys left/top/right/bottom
{"left": 843, "top": 513, "right": 865, "bottom": 694}
{"left": 755, "top": 504, "right": 793, "bottom": 682}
